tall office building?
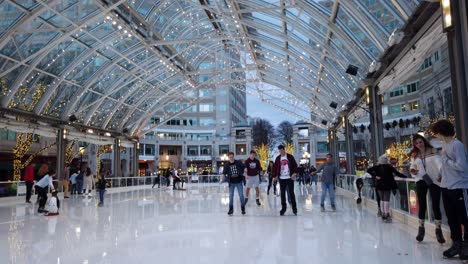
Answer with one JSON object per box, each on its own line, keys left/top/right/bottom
{"left": 138, "top": 49, "right": 247, "bottom": 174}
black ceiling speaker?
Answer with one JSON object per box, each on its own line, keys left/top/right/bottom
{"left": 122, "top": 128, "right": 129, "bottom": 134}
{"left": 68, "top": 115, "right": 77, "bottom": 122}
{"left": 346, "top": 64, "right": 359, "bottom": 76}
{"left": 321, "top": 120, "right": 328, "bottom": 126}
{"left": 329, "top": 101, "right": 338, "bottom": 109}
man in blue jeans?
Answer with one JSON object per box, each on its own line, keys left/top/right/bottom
{"left": 221, "top": 152, "right": 246, "bottom": 215}
{"left": 314, "top": 153, "right": 338, "bottom": 211}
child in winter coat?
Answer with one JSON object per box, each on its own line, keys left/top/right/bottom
{"left": 45, "top": 191, "right": 60, "bottom": 216}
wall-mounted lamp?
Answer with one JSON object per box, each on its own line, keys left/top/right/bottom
{"left": 63, "top": 129, "right": 68, "bottom": 139}
{"left": 441, "top": 0, "right": 453, "bottom": 32}
{"left": 86, "top": 129, "right": 94, "bottom": 134}
{"left": 342, "top": 116, "right": 346, "bottom": 128}
{"left": 365, "top": 86, "right": 370, "bottom": 105}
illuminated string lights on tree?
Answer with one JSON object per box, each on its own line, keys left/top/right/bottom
{"left": 253, "top": 144, "right": 269, "bottom": 170}
{"left": 386, "top": 141, "right": 411, "bottom": 169}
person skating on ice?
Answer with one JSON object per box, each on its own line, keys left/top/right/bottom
{"left": 244, "top": 150, "right": 262, "bottom": 206}
{"left": 272, "top": 145, "right": 298, "bottom": 216}
{"left": 367, "top": 155, "right": 406, "bottom": 223}
{"left": 313, "top": 153, "right": 338, "bottom": 211}
{"left": 220, "top": 152, "right": 246, "bottom": 215}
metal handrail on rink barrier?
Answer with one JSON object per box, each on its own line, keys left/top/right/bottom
{"left": 336, "top": 173, "right": 447, "bottom": 226}
{"left": 0, "top": 175, "right": 223, "bottom": 198}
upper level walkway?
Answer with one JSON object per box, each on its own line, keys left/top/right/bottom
{"left": 0, "top": 182, "right": 452, "bottom": 264}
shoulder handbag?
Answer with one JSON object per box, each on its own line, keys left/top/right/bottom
{"left": 421, "top": 155, "right": 433, "bottom": 186}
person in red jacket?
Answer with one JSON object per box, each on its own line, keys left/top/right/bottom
{"left": 24, "top": 163, "right": 35, "bottom": 203}
{"left": 272, "top": 145, "right": 298, "bottom": 216}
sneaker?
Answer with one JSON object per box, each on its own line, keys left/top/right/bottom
{"left": 331, "top": 205, "right": 336, "bottom": 211}
{"left": 280, "top": 208, "right": 286, "bottom": 216}
{"left": 416, "top": 226, "right": 425, "bottom": 242}
{"left": 64, "top": 196, "right": 70, "bottom": 199}
{"left": 26, "top": 201, "right": 31, "bottom": 204}
{"left": 241, "top": 207, "right": 246, "bottom": 215}
{"left": 435, "top": 228, "right": 445, "bottom": 244}
{"left": 320, "top": 205, "right": 325, "bottom": 212}
{"left": 443, "top": 241, "right": 461, "bottom": 258}
{"left": 87, "top": 193, "right": 93, "bottom": 197}
{"left": 227, "top": 207, "right": 233, "bottom": 216}
{"left": 256, "top": 199, "right": 261, "bottom": 206}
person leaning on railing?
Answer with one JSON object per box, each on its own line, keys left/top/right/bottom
{"left": 431, "top": 120, "right": 468, "bottom": 260}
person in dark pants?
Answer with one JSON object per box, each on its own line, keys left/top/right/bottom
{"left": 97, "top": 173, "right": 106, "bottom": 207}
{"left": 221, "top": 152, "right": 246, "bottom": 215}
{"left": 34, "top": 170, "right": 56, "bottom": 213}
{"left": 431, "top": 120, "right": 468, "bottom": 259}
{"left": 24, "top": 163, "right": 35, "bottom": 203}
{"left": 267, "top": 161, "right": 277, "bottom": 195}
{"left": 76, "top": 170, "right": 84, "bottom": 194}
{"left": 409, "top": 134, "right": 445, "bottom": 243}
{"left": 272, "top": 145, "right": 298, "bottom": 216}
{"left": 297, "top": 165, "right": 305, "bottom": 186}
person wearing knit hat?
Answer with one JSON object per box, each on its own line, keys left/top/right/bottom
{"left": 367, "top": 154, "right": 406, "bottom": 222}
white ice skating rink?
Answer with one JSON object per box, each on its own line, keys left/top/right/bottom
{"left": 0, "top": 184, "right": 452, "bottom": 264}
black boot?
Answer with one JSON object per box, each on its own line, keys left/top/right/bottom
{"left": 292, "top": 207, "right": 297, "bottom": 215}
{"left": 460, "top": 241, "right": 468, "bottom": 260}
{"left": 443, "top": 241, "right": 461, "bottom": 258}
{"left": 280, "top": 208, "right": 286, "bottom": 216}
{"left": 435, "top": 228, "right": 446, "bottom": 244}
{"left": 241, "top": 206, "right": 246, "bottom": 215}
{"left": 416, "top": 226, "right": 425, "bottom": 242}
{"left": 256, "top": 199, "right": 261, "bottom": 206}
{"left": 227, "top": 207, "right": 233, "bottom": 216}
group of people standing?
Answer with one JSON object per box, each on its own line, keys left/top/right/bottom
{"left": 23, "top": 163, "right": 108, "bottom": 215}
{"left": 365, "top": 120, "right": 468, "bottom": 260}
{"left": 221, "top": 145, "right": 339, "bottom": 216}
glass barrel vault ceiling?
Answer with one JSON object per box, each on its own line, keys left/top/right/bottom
{"left": 0, "top": 0, "right": 422, "bottom": 134}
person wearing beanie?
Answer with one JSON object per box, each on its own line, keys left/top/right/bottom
{"left": 367, "top": 154, "right": 406, "bottom": 223}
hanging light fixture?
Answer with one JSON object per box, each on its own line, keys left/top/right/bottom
{"left": 441, "top": 0, "right": 453, "bottom": 32}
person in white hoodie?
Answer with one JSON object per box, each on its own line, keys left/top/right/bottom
{"left": 409, "top": 134, "right": 445, "bottom": 244}
{"left": 431, "top": 120, "right": 468, "bottom": 259}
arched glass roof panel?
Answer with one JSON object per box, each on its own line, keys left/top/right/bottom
{"left": 336, "top": 6, "right": 381, "bottom": 60}
{"left": 0, "top": 0, "right": 424, "bottom": 131}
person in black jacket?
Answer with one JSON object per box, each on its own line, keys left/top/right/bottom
{"left": 221, "top": 152, "right": 246, "bottom": 215}
{"left": 97, "top": 173, "right": 107, "bottom": 207}
{"left": 272, "top": 145, "right": 298, "bottom": 216}
{"left": 367, "top": 154, "right": 406, "bottom": 222}
{"left": 266, "top": 161, "right": 277, "bottom": 195}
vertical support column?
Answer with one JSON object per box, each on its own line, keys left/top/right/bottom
{"left": 133, "top": 141, "right": 139, "bottom": 177}
{"left": 345, "top": 118, "right": 356, "bottom": 175}
{"left": 113, "top": 138, "right": 121, "bottom": 178}
{"left": 328, "top": 129, "right": 338, "bottom": 164}
{"left": 310, "top": 127, "right": 317, "bottom": 167}
{"left": 446, "top": 0, "right": 468, "bottom": 145}
{"left": 56, "top": 128, "right": 66, "bottom": 180}
{"left": 368, "top": 85, "right": 384, "bottom": 165}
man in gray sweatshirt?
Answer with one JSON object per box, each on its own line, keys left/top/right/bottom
{"left": 313, "top": 153, "right": 338, "bottom": 211}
